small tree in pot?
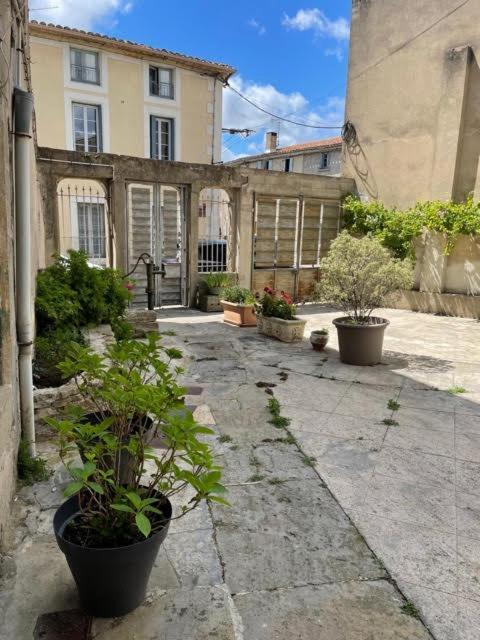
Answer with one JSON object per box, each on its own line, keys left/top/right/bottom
{"left": 315, "top": 232, "right": 412, "bottom": 365}
{"left": 47, "top": 334, "right": 227, "bottom": 617}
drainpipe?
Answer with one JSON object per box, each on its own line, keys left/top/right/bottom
{"left": 14, "top": 88, "right": 35, "bottom": 457}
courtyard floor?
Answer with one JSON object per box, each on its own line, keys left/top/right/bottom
{"left": 1, "top": 305, "right": 479, "bottom": 639}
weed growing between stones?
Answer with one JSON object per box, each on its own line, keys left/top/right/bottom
{"left": 267, "top": 397, "right": 291, "bottom": 428}
{"left": 17, "top": 439, "right": 51, "bottom": 485}
{"left": 387, "top": 399, "right": 400, "bottom": 411}
{"left": 218, "top": 434, "right": 233, "bottom": 443}
{"left": 401, "top": 601, "right": 421, "bottom": 619}
{"left": 247, "top": 474, "right": 265, "bottom": 483}
{"left": 301, "top": 455, "right": 317, "bottom": 467}
{"left": 382, "top": 418, "right": 399, "bottom": 426}
{"left": 448, "top": 385, "right": 467, "bottom": 395}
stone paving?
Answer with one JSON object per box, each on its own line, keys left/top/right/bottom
{"left": 1, "top": 304, "right": 478, "bottom": 638}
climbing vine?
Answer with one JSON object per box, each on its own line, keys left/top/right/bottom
{"left": 343, "top": 195, "right": 480, "bottom": 259}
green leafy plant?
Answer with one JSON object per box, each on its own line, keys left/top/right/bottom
{"left": 255, "top": 288, "right": 296, "bottom": 320}
{"left": 311, "top": 328, "right": 329, "bottom": 335}
{"left": 46, "top": 334, "right": 227, "bottom": 547}
{"left": 343, "top": 195, "right": 480, "bottom": 258}
{"left": 221, "top": 286, "right": 255, "bottom": 305}
{"left": 17, "top": 439, "right": 51, "bottom": 485}
{"left": 33, "top": 326, "right": 85, "bottom": 388}
{"left": 314, "top": 232, "right": 413, "bottom": 323}
{"left": 202, "top": 272, "right": 235, "bottom": 293}
{"left": 34, "top": 251, "right": 133, "bottom": 387}
{"left": 382, "top": 418, "right": 399, "bottom": 427}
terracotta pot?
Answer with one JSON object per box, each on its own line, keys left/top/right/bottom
{"left": 221, "top": 301, "right": 257, "bottom": 327}
{"left": 310, "top": 331, "right": 329, "bottom": 351}
{"left": 257, "top": 315, "right": 306, "bottom": 343}
{"left": 333, "top": 316, "right": 389, "bottom": 365}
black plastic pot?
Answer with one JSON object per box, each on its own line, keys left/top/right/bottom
{"left": 333, "top": 316, "right": 389, "bottom": 366}
{"left": 80, "top": 412, "right": 153, "bottom": 486}
{"left": 54, "top": 493, "right": 172, "bottom": 617}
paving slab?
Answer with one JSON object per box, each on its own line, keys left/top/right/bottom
{"left": 234, "top": 580, "right": 431, "bottom": 640}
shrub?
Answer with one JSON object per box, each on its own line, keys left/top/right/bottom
{"left": 33, "top": 326, "right": 85, "bottom": 387}
{"left": 314, "top": 232, "right": 413, "bottom": 323}
{"left": 222, "top": 286, "right": 255, "bottom": 305}
{"left": 46, "top": 334, "right": 227, "bottom": 546}
{"left": 255, "top": 288, "right": 296, "bottom": 320}
{"left": 343, "top": 195, "right": 480, "bottom": 258}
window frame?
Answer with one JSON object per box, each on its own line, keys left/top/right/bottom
{"left": 70, "top": 47, "right": 100, "bottom": 85}
{"left": 284, "top": 158, "right": 293, "bottom": 172}
{"left": 149, "top": 65, "right": 175, "bottom": 100}
{"left": 319, "top": 152, "right": 329, "bottom": 170}
{"left": 76, "top": 201, "right": 107, "bottom": 260}
{"left": 72, "top": 102, "right": 102, "bottom": 153}
{"left": 150, "top": 115, "right": 174, "bottom": 161}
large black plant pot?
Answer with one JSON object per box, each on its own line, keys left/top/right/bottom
{"left": 54, "top": 494, "right": 172, "bottom": 617}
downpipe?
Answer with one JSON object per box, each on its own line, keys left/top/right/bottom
{"left": 14, "top": 89, "right": 35, "bottom": 457}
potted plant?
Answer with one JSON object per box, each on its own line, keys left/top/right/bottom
{"left": 202, "top": 272, "right": 235, "bottom": 296}
{"left": 47, "top": 334, "right": 227, "bottom": 618}
{"left": 220, "top": 286, "right": 257, "bottom": 327}
{"left": 255, "top": 288, "right": 306, "bottom": 343}
{"left": 315, "top": 232, "right": 412, "bottom": 365}
{"left": 310, "top": 328, "right": 329, "bottom": 351}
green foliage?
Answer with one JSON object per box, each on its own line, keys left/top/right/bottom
{"left": 447, "top": 385, "right": 467, "bottom": 395}
{"left": 202, "top": 272, "right": 235, "bottom": 292}
{"left": 314, "top": 232, "right": 413, "bottom": 322}
{"left": 46, "top": 334, "right": 227, "bottom": 545}
{"left": 33, "top": 326, "right": 85, "bottom": 388}
{"left": 34, "top": 251, "right": 133, "bottom": 387}
{"left": 17, "top": 439, "right": 51, "bottom": 485}
{"left": 401, "top": 601, "right": 421, "bottom": 619}
{"left": 267, "top": 397, "right": 291, "bottom": 429}
{"left": 387, "top": 399, "right": 400, "bottom": 411}
{"left": 343, "top": 195, "right": 480, "bottom": 258}
{"left": 382, "top": 418, "right": 399, "bottom": 427}
{"left": 221, "top": 286, "right": 255, "bottom": 305}
{"left": 255, "top": 288, "right": 296, "bottom": 320}
{"left": 36, "top": 251, "right": 132, "bottom": 331}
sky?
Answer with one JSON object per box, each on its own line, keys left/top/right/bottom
{"left": 29, "top": 0, "right": 352, "bottom": 160}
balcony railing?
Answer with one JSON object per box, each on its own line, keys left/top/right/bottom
{"left": 71, "top": 64, "right": 99, "bottom": 84}
{"left": 150, "top": 81, "right": 174, "bottom": 99}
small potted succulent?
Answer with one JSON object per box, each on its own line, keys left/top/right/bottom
{"left": 255, "top": 288, "right": 306, "bottom": 343}
{"left": 47, "top": 334, "right": 227, "bottom": 617}
{"left": 310, "top": 328, "right": 329, "bottom": 351}
{"left": 315, "top": 232, "right": 412, "bottom": 365}
{"left": 220, "top": 286, "right": 256, "bottom": 327}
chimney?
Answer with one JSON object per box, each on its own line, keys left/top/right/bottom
{"left": 265, "top": 131, "right": 278, "bottom": 153}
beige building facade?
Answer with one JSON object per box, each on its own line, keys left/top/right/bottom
{"left": 344, "top": 0, "right": 480, "bottom": 208}
{"left": 230, "top": 133, "right": 343, "bottom": 177}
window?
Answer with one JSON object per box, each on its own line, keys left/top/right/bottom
{"left": 261, "top": 159, "right": 272, "bottom": 170}
{"left": 284, "top": 158, "right": 293, "bottom": 172}
{"left": 150, "top": 116, "right": 174, "bottom": 160}
{"left": 70, "top": 48, "right": 100, "bottom": 84}
{"left": 72, "top": 103, "right": 102, "bottom": 152}
{"left": 77, "top": 202, "right": 106, "bottom": 259}
{"left": 149, "top": 66, "right": 174, "bottom": 99}
{"left": 198, "top": 202, "right": 207, "bottom": 218}
{"left": 320, "top": 152, "right": 329, "bottom": 170}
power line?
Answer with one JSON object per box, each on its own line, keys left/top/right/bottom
{"left": 224, "top": 81, "right": 343, "bottom": 130}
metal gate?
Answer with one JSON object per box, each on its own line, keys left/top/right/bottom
{"left": 252, "top": 195, "right": 341, "bottom": 301}
{"left": 127, "top": 182, "right": 186, "bottom": 307}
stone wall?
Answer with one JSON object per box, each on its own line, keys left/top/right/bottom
{"left": 344, "top": 0, "right": 480, "bottom": 208}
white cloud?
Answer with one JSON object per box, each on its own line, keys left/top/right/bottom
{"left": 325, "top": 46, "right": 344, "bottom": 62}
{"left": 222, "top": 75, "right": 344, "bottom": 160}
{"left": 282, "top": 8, "right": 349, "bottom": 41}
{"left": 29, "top": 0, "right": 134, "bottom": 30}
{"left": 248, "top": 18, "right": 266, "bottom": 36}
